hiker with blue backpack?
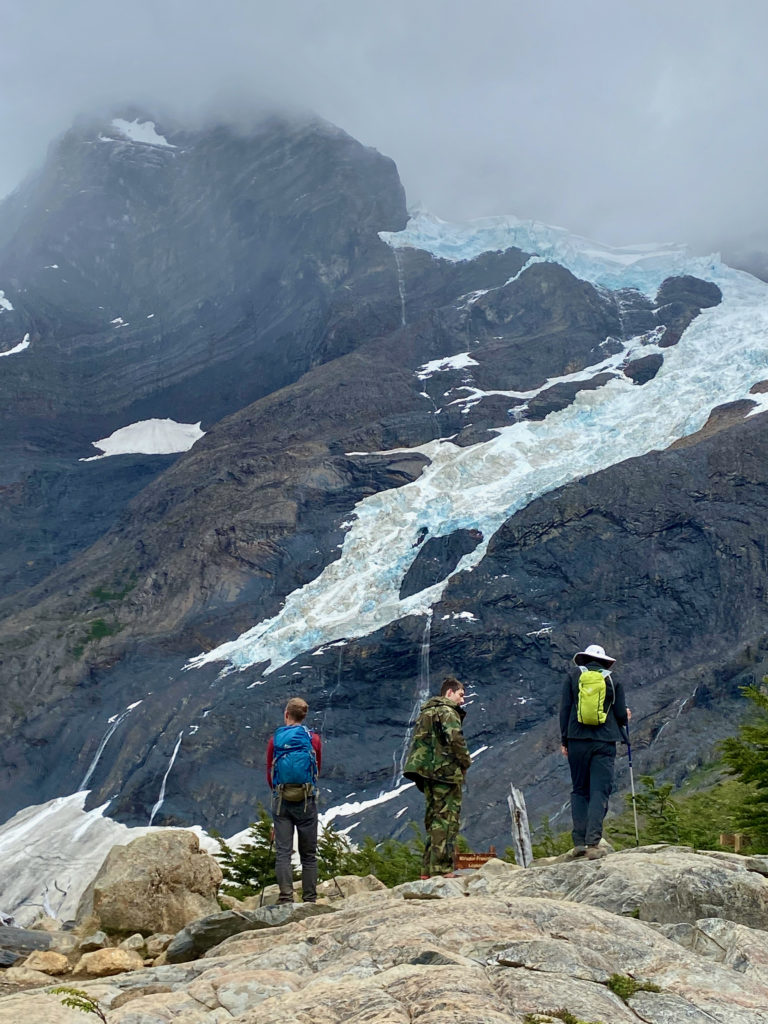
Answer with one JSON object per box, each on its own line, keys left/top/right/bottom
{"left": 560, "top": 643, "right": 630, "bottom": 860}
{"left": 266, "top": 697, "right": 322, "bottom": 903}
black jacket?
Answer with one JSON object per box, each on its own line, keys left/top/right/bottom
{"left": 560, "top": 661, "right": 628, "bottom": 746}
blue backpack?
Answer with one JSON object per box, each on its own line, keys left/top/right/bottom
{"left": 272, "top": 725, "right": 318, "bottom": 805}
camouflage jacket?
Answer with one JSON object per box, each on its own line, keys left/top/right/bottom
{"left": 403, "top": 696, "right": 471, "bottom": 788}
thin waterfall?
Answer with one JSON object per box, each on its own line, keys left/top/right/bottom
{"left": 148, "top": 731, "right": 183, "bottom": 826}
{"left": 393, "top": 249, "right": 407, "bottom": 326}
{"left": 320, "top": 646, "right": 344, "bottom": 736}
{"left": 78, "top": 700, "right": 142, "bottom": 791}
{"left": 394, "top": 611, "right": 433, "bottom": 784}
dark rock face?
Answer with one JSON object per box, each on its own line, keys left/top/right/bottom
{"left": 654, "top": 276, "right": 723, "bottom": 348}
{"left": 0, "top": 112, "right": 408, "bottom": 600}
{"left": 525, "top": 372, "right": 617, "bottom": 420}
{"left": 0, "top": 110, "right": 752, "bottom": 856}
{"left": 623, "top": 353, "right": 664, "bottom": 385}
{"left": 400, "top": 529, "right": 484, "bottom": 600}
{"left": 656, "top": 275, "right": 723, "bottom": 309}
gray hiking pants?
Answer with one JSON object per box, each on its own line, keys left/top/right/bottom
{"left": 567, "top": 739, "right": 616, "bottom": 847}
{"left": 272, "top": 794, "right": 318, "bottom": 902}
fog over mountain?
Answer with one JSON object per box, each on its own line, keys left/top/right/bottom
{"left": 2, "top": 0, "right": 767, "bottom": 253}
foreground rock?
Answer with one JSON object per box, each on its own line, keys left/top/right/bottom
{"left": 1, "top": 850, "right": 766, "bottom": 1023}
{"left": 76, "top": 831, "right": 222, "bottom": 936}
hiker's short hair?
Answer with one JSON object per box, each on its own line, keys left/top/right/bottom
{"left": 285, "top": 697, "right": 308, "bottom": 722}
{"left": 440, "top": 676, "right": 462, "bottom": 697}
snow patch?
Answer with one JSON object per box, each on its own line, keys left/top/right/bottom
{"left": 417, "top": 352, "right": 479, "bottom": 380}
{"left": 109, "top": 118, "right": 176, "bottom": 148}
{"left": 80, "top": 418, "right": 205, "bottom": 460}
{"left": 0, "top": 333, "right": 30, "bottom": 357}
{"left": 320, "top": 783, "right": 415, "bottom": 825}
{"left": 0, "top": 290, "right": 13, "bottom": 311}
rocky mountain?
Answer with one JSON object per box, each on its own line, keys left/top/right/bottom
{"left": 2, "top": 110, "right": 768, "bottom": 877}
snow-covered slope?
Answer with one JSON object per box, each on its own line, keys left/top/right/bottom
{"left": 188, "top": 212, "right": 768, "bottom": 679}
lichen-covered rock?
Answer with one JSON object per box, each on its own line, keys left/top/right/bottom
{"left": 77, "top": 930, "right": 109, "bottom": 952}
{"left": 76, "top": 830, "right": 222, "bottom": 936}
{"left": 117, "top": 933, "right": 146, "bottom": 954}
{"left": 144, "top": 932, "right": 174, "bottom": 959}
{"left": 0, "top": 966, "right": 56, "bottom": 985}
{"left": 73, "top": 946, "right": 145, "bottom": 976}
{"left": 487, "top": 845, "right": 768, "bottom": 928}
{"left": 21, "top": 950, "right": 70, "bottom": 975}
{"left": 316, "top": 873, "right": 388, "bottom": 899}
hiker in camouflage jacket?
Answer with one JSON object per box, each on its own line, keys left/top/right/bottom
{"left": 404, "top": 676, "right": 471, "bottom": 876}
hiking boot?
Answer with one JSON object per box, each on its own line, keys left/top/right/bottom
{"left": 571, "top": 845, "right": 587, "bottom": 857}
{"left": 585, "top": 845, "right": 607, "bottom": 860}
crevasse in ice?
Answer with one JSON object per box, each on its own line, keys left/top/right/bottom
{"left": 188, "top": 211, "right": 768, "bottom": 678}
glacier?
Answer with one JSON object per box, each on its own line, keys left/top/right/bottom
{"left": 187, "top": 211, "right": 768, "bottom": 679}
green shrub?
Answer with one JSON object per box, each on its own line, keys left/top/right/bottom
{"left": 523, "top": 1010, "right": 603, "bottom": 1024}
{"left": 530, "top": 817, "right": 573, "bottom": 858}
{"left": 606, "top": 974, "right": 661, "bottom": 1001}
{"left": 605, "top": 773, "right": 747, "bottom": 852}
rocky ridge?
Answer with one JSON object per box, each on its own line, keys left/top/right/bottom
{"left": 1, "top": 844, "right": 768, "bottom": 1022}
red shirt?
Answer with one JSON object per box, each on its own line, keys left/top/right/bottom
{"left": 266, "top": 730, "right": 322, "bottom": 788}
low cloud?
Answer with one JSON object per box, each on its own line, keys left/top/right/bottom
{"left": 1, "top": 0, "right": 766, "bottom": 252}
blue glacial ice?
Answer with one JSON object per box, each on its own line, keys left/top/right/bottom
{"left": 188, "top": 211, "right": 768, "bottom": 678}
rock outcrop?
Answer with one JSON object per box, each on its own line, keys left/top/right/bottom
{"left": 75, "top": 831, "right": 222, "bottom": 936}
{"left": 1, "top": 849, "right": 766, "bottom": 1023}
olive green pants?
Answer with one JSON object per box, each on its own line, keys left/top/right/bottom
{"left": 422, "top": 780, "right": 462, "bottom": 876}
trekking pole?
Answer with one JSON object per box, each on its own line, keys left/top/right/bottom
{"left": 259, "top": 830, "right": 275, "bottom": 907}
{"left": 622, "top": 724, "right": 640, "bottom": 847}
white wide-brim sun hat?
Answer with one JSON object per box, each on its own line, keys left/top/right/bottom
{"left": 573, "top": 643, "right": 616, "bottom": 668}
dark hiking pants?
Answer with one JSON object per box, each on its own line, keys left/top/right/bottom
{"left": 423, "top": 780, "right": 462, "bottom": 875}
{"left": 272, "top": 794, "right": 318, "bottom": 902}
{"left": 567, "top": 739, "right": 616, "bottom": 847}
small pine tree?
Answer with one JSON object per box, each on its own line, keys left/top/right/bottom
{"left": 720, "top": 680, "right": 768, "bottom": 852}
{"left": 211, "top": 805, "right": 276, "bottom": 898}
{"left": 317, "top": 822, "right": 355, "bottom": 880}
{"left": 531, "top": 816, "right": 573, "bottom": 858}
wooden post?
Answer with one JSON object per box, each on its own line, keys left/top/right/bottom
{"left": 507, "top": 784, "right": 533, "bottom": 867}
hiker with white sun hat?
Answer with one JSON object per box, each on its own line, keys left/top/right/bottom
{"left": 560, "top": 643, "right": 630, "bottom": 859}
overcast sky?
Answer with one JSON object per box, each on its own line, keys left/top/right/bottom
{"left": 1, "top": 1, "right": 766, "bottom": 252}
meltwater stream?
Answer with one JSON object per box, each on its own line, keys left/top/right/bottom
{"left": 187, "top": 214, "right": 768, "bottom": 682}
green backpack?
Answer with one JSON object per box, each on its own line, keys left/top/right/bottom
{"left": 576, "top": 669, "right": 614, "bottom": 726}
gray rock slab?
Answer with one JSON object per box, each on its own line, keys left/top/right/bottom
{"left": 167, "top": 903, "right": 336, "bottom": 963}
{"left": 0, "top": 926, "right": 50, "bottom": 955}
